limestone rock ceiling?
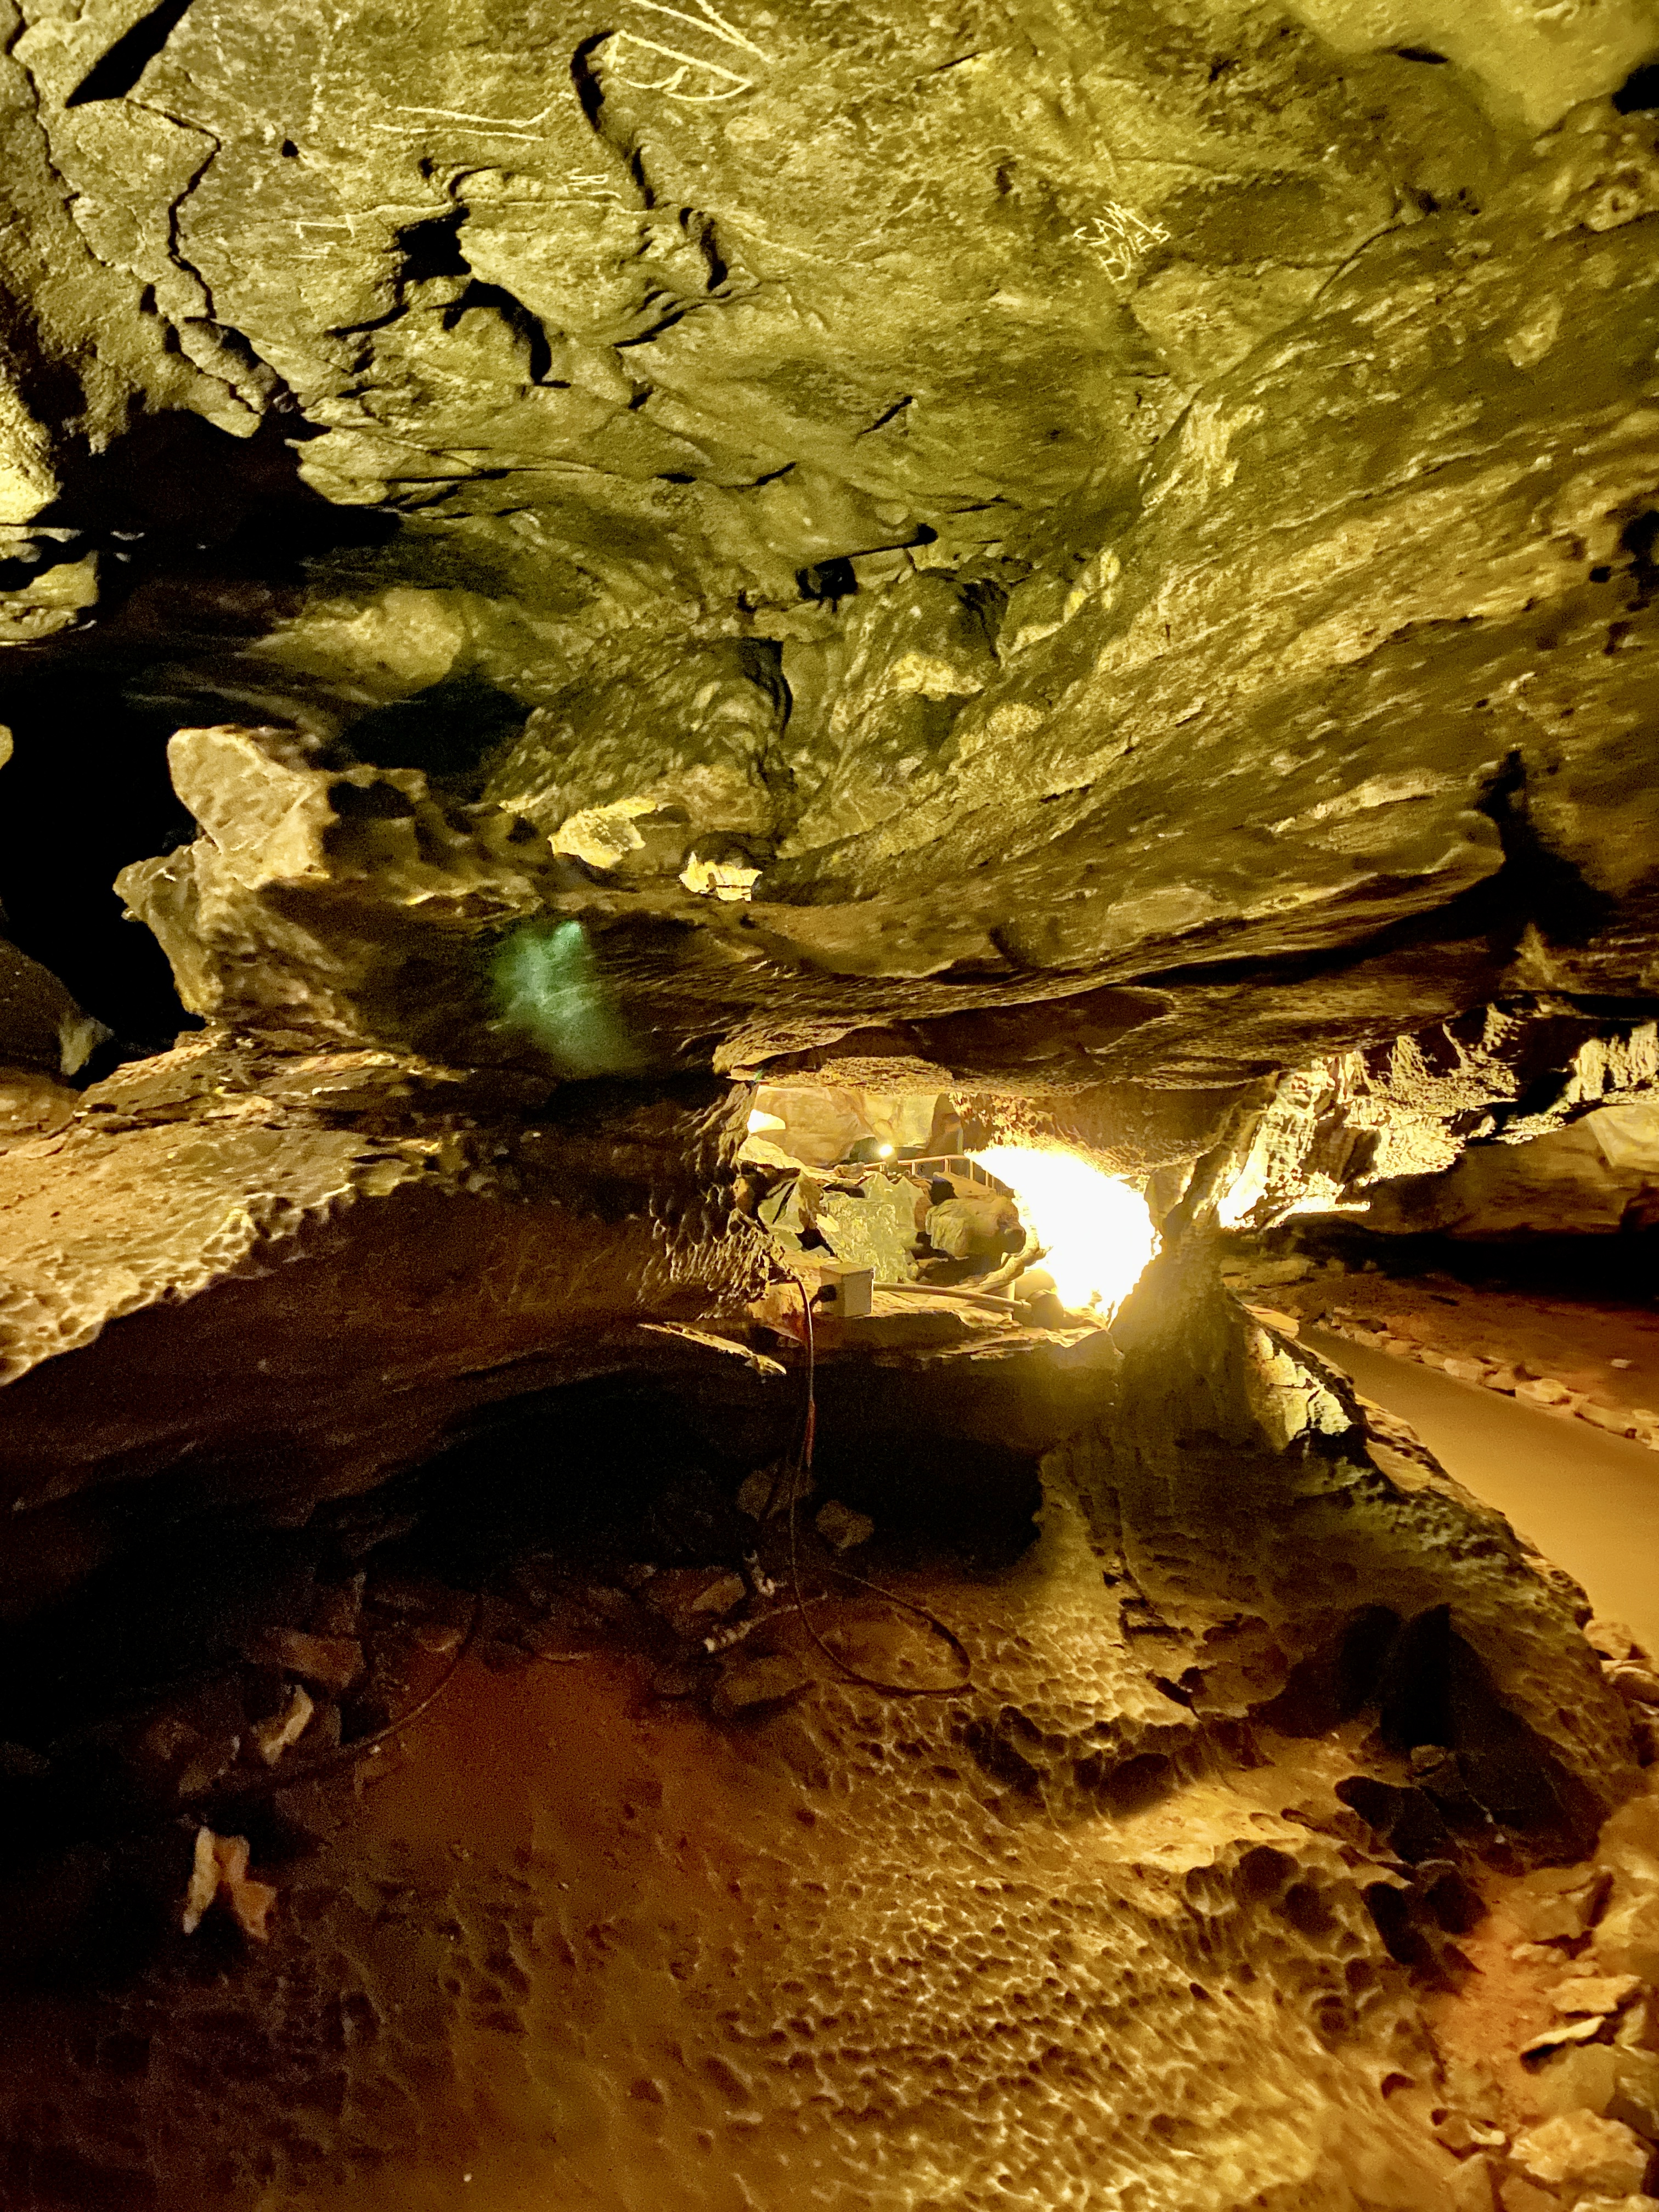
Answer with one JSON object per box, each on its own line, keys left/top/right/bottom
{"left": 3, "top": 22, "right": 1659, "bottom": 2192}
{"left": 0, "top": 0, "right": 1653, "bottom": 1098}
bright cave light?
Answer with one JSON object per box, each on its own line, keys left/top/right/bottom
{"left": 747, "top": 1108, "right": 786, "bottom": 1135}
{"left": 969, "top": 1146, "right": 1158, "bottom": 1317}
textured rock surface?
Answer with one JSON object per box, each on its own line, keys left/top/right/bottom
{"left": 1090, "top": 1243, "right": 1638, "bottom": 1842}
{"left": 0, "top": 1037, "right": 762, "bottom": 1571}
{"left": 1360, "top": 1101, "right": 1659, "bottom": 1239}
{"left": 0, "top": 1257, "right": 1641, "bottom": 2211}
{"left": 1, "top": 7, "right": 1657, "bottom": 2197}
{"left": 0, "top": 3, "right": 1654, "bottom": 1096}
{"left": 1216, "top": 1006, "right": 1659, "bottom": 1229}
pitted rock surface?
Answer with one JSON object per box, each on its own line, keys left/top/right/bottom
{"left": 1, "top": 6, "right": 1658, "bottom": 2203}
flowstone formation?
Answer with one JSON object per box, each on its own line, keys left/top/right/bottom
{"left": 1, "top": 0, "right": 1658, "bottom": 2205}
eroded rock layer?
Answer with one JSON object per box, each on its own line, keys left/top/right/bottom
{"left": 1, "top": 4, "right": 1657, "bottom": 2204}
{"left": 0, "top": 0, "right": 1654, "bottom": 1104}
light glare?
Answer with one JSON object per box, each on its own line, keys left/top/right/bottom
{"left": 968, "top": 1146, "right": 1158, "bottom": 1316}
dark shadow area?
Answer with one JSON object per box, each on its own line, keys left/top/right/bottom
{"left": 0, "top": 1351, "right": 1041, "bottom": 1932}
{"left": 1263, "top": 1220, "right": 1659, "bottom": 1301}
{"left": 0, "top": 415, "right": 399, "bottom": 1047}
{"left": 340, "top": 674, "right": 530, "bottom": 789}
{"left": 65, "top": 0, "right": 197, "bottom": 104}
{"left": 1373, "top": 1604, "right": 1599, "bottom": 1846}
{"left": 1270, "top": 1600, "right": 1602, "bottom": 1860}
{"left": 42, "top": 409, "right": 390, "bottom": 558}
{"left": 1613, "top": 59, "right": 1659, "bottom": 112}
{"left": 381, "top": 1378, "right": 770, "bottom": 1582}
{"left": 0, "top": 670, "right": 202, "bottom": 1049}
{"left": 808, "top": 1429, "right": 1044, "bottom": 1572}
{"left": 0, "top": 1523, "right": 323, "bottom": 1751}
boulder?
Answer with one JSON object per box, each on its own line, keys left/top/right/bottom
{"left": 1511, "top": 2111, "right": 1653, "bottom": 2198}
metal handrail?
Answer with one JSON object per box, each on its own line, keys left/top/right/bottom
{"left": 891, "top": 1153, "right": 1015, "bottom": 1197}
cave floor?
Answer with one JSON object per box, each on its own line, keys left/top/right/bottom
{"left": 1279, "top": 1269, "right": 1659, "bottom": 1431}
{"left": 1312, "top": 1330, "right": 1659, "bottom": 1658}
{"left": 0, "top": 1471, "right": 1489, "bottom": 2212}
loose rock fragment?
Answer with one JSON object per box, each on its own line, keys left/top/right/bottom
{"left": 1515, "top": 1869, "right": 1613, "bottom": 1944}
{"left": 1555, "top": 1975, "right": 1649, "bottom": 2019}
{"left": 256, "top": 1630, "right": 364, "bottom": 1692}
{"left": 1515, "top": 1377, "right": 1573, "bottom": 1409}
{"left": 1435, "top": 2111, "right": 1509, "bottom": 2155}
{"left": 1442, "top": 1356, "right": 1491, "bottom": 1384}
{"left": 181, "top": 1828, "right": 278, "bottom": 1942}
{"left": 251, "top": 1684, "right": 315, "bottom": 1768}
{"left": 814, "top": 1500, "right": 874, "bottom": 1551}
{"left": 1523, "top": 2015, "right": 1616, "bottom": 2067}
{"left": 1585, "top": 1404, "right": 1642, "bottom": 1437}
{"left": 1592, "top": 1622, "right": 1650, "bottom": 1666}
{"left": 647, "top": 1568, "right": 747, "bottom": 1639}
{"left": 1511, "top": 2110, "right": 1654, "bottom": 2198}
{"left": 710, "top": 1655, "right": 809, "bottom": 1719}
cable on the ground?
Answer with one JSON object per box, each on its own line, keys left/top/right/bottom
{"left": 780, "top": 1276, "right": 972, "bottom": 1699}
{"left": 205, "top": 1590, "right": 486, "bottom": 1807}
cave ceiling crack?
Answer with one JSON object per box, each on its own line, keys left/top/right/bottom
{"left": 569, "top": 32, "right": 763, "bottom": 346}
{"left": 8, "top": 5, "right": 289, "bottom": 435}
{"left": 122, "top": 95, "right": 292, "bottom": 423}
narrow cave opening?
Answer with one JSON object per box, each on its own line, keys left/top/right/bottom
{"left": 0, "top": 672, "right": 200, "bottom": 1052}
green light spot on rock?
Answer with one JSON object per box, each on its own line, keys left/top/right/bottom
{"left": 490, "top": 921, "right": 645, "bottom": 1077}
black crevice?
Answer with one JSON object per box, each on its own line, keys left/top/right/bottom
{"left": 1471, "top": 749, "right": 1622, "bottom": 947}
{"left": 442, "top": 282, "right": 556, "bottom": 385}
{"left": 569, "top": 33, "right": 612, "bottom": 132}
{"left": 1, "top": 416, "right": 399, "bottom": 1049}
{"left": 1613, "top": 59, "right": 1659, "bottom": 112}
{"left": 860, "top": 396, "right": 913, "bottom": 438}
{"left": 339, "top": 676, "right": 531, "bottom": 792}
{"left": 1623, "top": 508, "right": 1658, "bottom": 601}
{"left": 797, "top": 556, "right": 857, "bottom": 604}
{"left": 396, "top": 216, "right": 558, "bottom": 385}
{"left": 66, "top": 0, "right": 197, "bottom": 105}
{"left": 396, "top": 212, "right": 470, "bottom": 284}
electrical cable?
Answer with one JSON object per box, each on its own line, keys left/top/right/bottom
{"left": 781, "top": 1276, "right": 972, "bottom": 1700}
{"left": 204, "top": 1589, "right": 486, "bottom": 1808}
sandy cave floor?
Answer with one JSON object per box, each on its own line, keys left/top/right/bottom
{"left": 1238, "top": 1258, "right": 1659, "bottom": 1653}
{"left": 0, "top": 1431, "right": 1654, "bottom": 2212}
{"left": 1249, "top": 1263, "right": 1659, "bottom": 1430}
{"left": 0, "top": 1464, "right": 1543, "bottom": 2212}
{"left": 1313, "top": 1333, "right": 1659, "bottom": 1662}
{"left": 1, "top": 1269, "right": 1658, "bottom": 2210}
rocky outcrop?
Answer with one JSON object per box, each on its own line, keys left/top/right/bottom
{"left": 1083, "top": 1241, "right": 1640, "bottom": 1851}
{"left": 0, "top": 1038, "right": 761, "bottom": 1613}
{"left": 1215, "top": 1006, "right": 1659, "bottom": 1230}
{"left": 1362, "top": 1100, "right": 1659, "bottom": 1239}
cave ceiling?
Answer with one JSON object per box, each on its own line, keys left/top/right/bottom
{"left": 0, "top": 0, "right": 1654, "bottom": 1516}
{"left": 0, "top": 0, "right": 1654, "bottom": 1105}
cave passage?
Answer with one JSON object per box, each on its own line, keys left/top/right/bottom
{"left": 2, "top": 1, "right": 1659, "bottom": 2203}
